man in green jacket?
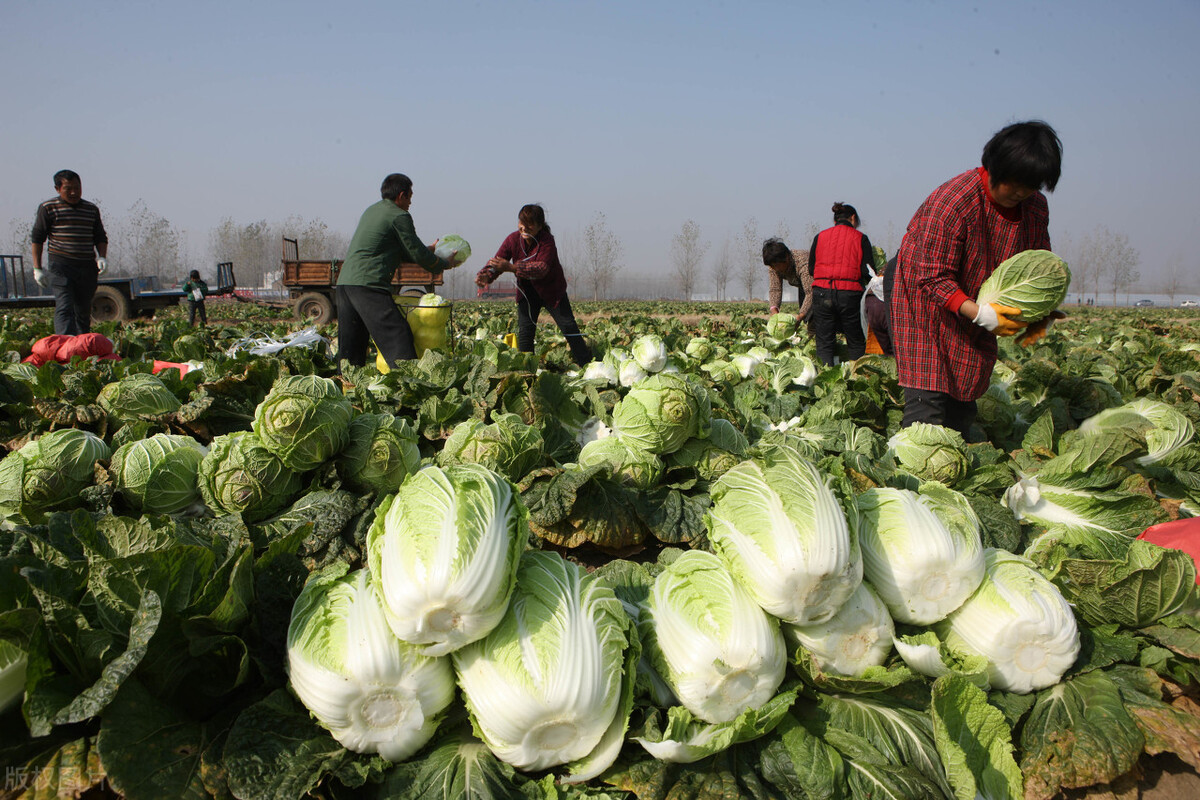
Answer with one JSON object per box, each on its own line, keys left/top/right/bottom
{"left": 336, "top": 173, "right": 453, "bottom": 368}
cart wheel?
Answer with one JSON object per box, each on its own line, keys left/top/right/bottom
{"left": 92, "top": 286, "right": 131, "bottom": 323}
{"left": 295, "top": 292, "right": 335, "bottom": 324}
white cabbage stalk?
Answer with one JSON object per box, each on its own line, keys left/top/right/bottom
{"left": 631, "top": 334, "right": 669, "bottom": 373}
{"left": 1003, "top": 476, "right": 1129, "bottom": 535}
{"left": 707, "top": 447, "right": 863, "bottom": 625}
{"left": 856, "top": 487, "right": 985, "bottom": 625}
{"left": 645, "top": 551, "right": 785, "bottom": 723}
{"left": 287, "top": 565, "right": 454, "bottom": 761}
{"left": 0, "top": 640, "right": 28, "bottom": 713}
{"left": 367, "top": 464, "right": 528, "bottom": 656}
{"left": 937, "top": 548, "right": 1081, "bottom": 694}
{"left": 893, "top": 636, "right": 952, "bottom": 680}
{"left": 783, "top": 580, "right": 894, "bottom": 677}
{"left": 453, "top": 551, "right": 636, "bottom": 782}
{"left": 619, "top": 359, "right": 648, "bottom": 387}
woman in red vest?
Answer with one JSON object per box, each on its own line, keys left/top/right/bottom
{"left": 807, "top": 202, "right": 875, "bottom": 365}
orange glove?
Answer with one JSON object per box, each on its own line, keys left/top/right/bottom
{"left": 1018, "top": 310, "right": 1067, "bottom": 347}
{"left": 973, "top": 303, "right": 1028, "bottom": 337}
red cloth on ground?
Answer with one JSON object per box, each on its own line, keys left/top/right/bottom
{"left": 1137, "top": 518, "right": 1200, "bottom": 584}
{"left": 23, "top": 333, "right": 120, "bottom": 366}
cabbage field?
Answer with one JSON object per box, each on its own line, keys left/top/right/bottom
{"left": 2, "top": 299, "right": 1200, "bottom": 800}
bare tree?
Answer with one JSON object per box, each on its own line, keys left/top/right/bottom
{"left": 738, "top": 217, "right": 759, "bottom": 301}
{"left": 210, "top": 218, "right": 272, "bottom": 287}
{"left": 711, "top": 238, "right": 733, "bottom": 301}
{"left": 7, "top": 216, "right": 32, "bottom": 258}
{"left": 115, "top": 200, "right": 182, "bottom": 283}
{"left": 278, "top": 215, "right": 349, "bottom": 261}
{"left": 579, "top": 212, "right": 622, "bottom": 301}
{"left": 773, "top": 219, "right": 792, "bottom": 245}
{"left": 1076, "top": 228, "right": 1104, "bottom": 304}
{"left": 671, "top": 219, "right": 709, "bottom": 301}
{"left": 1105, "top": 232, "right": 1140, "bottom": 305}
{"left": 1163, "top": 254, "right": 1184, "bottom": 306}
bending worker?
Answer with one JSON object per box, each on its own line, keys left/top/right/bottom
{"left": 889, "top": 120, "right": 1062, "bottom": 436}
{"left": 807, "top": 202, "right": 874, "bottom": 365}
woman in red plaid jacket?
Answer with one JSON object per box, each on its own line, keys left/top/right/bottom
{"left": 889, "top": 120, "right": 1063, "bottom": 437}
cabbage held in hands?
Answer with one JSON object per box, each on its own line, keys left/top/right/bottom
{"left": 368, "top": 464, "right": 529, "bottom": 656}
{"left": 111, "top": 433, "right": 207, "bottom": 514}
{"left": 975, "top": 249, "right": 1071, "bottom": 322}
{"left": 611, "top": 372, "right": 711, "bottom": 455}
{"left": 434, "top": 234, "right": 471, "bottom": 267}
{"left": 253, "top": 375, "right": 353, "bottom": 472}
{"left": 287, "top": 564, "right": 455, "bottom": 761}
{"left": 0, "top": 428, "right": 110, "bottom": 519}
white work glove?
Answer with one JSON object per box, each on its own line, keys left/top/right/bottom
{"left": 96, "top": 257, "right": 108, "bottom": 275}
{"left": 972, "top": 303, "right": 999, "bottom": 331}
{"left": 972, "top": 303, "right": 1025, "bottom": 336}
{"left": 33, "top": 268, "right": 45, "bottom": 286}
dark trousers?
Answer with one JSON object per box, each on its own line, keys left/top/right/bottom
{"left": 47, "top": 258, "right": 98, "bottom": 336}
{"left": 336, "top": 285, "right": 415, "bottom": 369}
{"left": 516, "top": 289, "right": 592, "bottom": 366}
{"left": 901, "top": 388, "right": 978, "bottom": 439}
{"left": 188, "top": 300, "right": 207, "bottom": 327}
{"left": 811, "top": 286, "right": 866, "bottom": 365}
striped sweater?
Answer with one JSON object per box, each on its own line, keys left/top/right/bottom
{"left": 31, "top": 198, "right": 108, "bottom": 262}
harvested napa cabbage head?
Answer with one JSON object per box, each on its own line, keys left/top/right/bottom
{"left": 578, "top": 435, "right": 664, "bottom": 490}
{"left": 782, "top": 579, "right": 894, "bottom": 677}
{"left": 0, "top": 428, "right": 110, "bottom": 519}
{"left": 436, "top": 413, "right": 544, "bottom": 483}
{"left": 631, "top": 334, "right": 669, "bottom": 373}
{"left": 452, "top": 550, "right": 638, "bottom": 782}
{"left": 936, "top": 548, "right": 1080, "bottom": 694}
{"left": 618, "top": 359, "right": 648, "bottom": 387}
{"left": 642, "top": 551, "right": 785, "bottom": 724}
{"left": 368, "top": 464, "right": 529, "bottom": 656}
{"left": 1078, "top": 398, "right": 1195, "bottom": 466}
{"left": 0, "top": 640, "right": 27, "bottom": 713}
{"left": 684, "top": 337, "right": 713, "bottom": 361}
{"left": 856, "top": 484, "right": 985, "bottom": 625}
{"left": 766, "top": 312, "right": 798, "bottom": 340}
{"left": 611, "top": 372, "right": 711, "bottom": 455}
{"left": 975, "top": 249, "right": 1071, "bottom": 322}
{"left": 97, "top": 372, "right": 182, "bottom": 422}
{"left": 434, "top": 234, "right": 471, "bottom": 266}
{"left": 581, "top": 360, "right": 618, "bottom": 385}
{"left": 111, "top": 433, "right": 207, "bottom": 514}
{"left": 287, "top": 563, "right": 454, "bottom": 761}
{"left": 706, "top": 447, "right": 862, "bottom": 625}
{"left": 198, "top": 431, "right": 303, "bottom": 522}
{"left": 887, "top": 422, "right": 969, "bottom": 485}
{"left": 252, "top": 375, "right": 353, "bottom": 472}
{"left": 336, "top": 412, "right": 422, "bottom": 494}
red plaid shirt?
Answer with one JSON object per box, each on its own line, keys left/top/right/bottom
{"left": 892, "top": 168, "right": 1050, "bottom": 400}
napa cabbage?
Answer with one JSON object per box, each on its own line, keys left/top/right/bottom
{"left": 0, "top": 428, "right": 110, "bottom": 519}
{"left": 198, "top": 431, "right": 303, "bottom": 522}
{"left": 577, "top": 435, "right": 664, "bottom": 490}
{"left": 1078, "top": 398, "right": 1194, "bottom": 466}
{"left": 336, "top": 412, "right": 422, "bottom": 494}
{"left": 0, "top": 640, "right": 28, "bottom": 713}
{"left": 631, "top": 334, "right": 669, "bottom": 373}
{"left": 766, "top": 312, "right": 797, "bottom": 340}
{"left": 97, "top": 373, "right": 182, "bottom": 421}
{"left": 975, "top": 249, "right": 1071, "bottom": 322}
{"left": 434, "top": 234, "right": 471, "bottom": 266}
{"left": 888, "top": 423, "right": 969, "bottom": 485}
{"left": 252, "top": 375, "right": 353, "bottom": 472}
{"left": 611, "top": 372, "right": 711, "bottom": 455}
{"left": 437, "top": 413, "right": 544, "bottom": 483}
{"left": 110, "top": 433, "right": 207, "bottom": 514}
{"left": 782, "top": 580, "right": 895, "bottom": 677}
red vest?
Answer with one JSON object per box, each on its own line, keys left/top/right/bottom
{"left": 812, "top": 224, "right": 865, "bottom": 291}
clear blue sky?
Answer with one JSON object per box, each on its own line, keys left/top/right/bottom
{"left": 3, "top": 0, "right": 1198, "bottom": 290}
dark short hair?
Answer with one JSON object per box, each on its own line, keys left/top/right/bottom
{"left": 380, "top": 173, "right": 413, "bottom": 200}
{"left": 762, "top": 237, "right": 790, "bottom": 266}
{"left": 189, "top": 269, "right": 201, "bottom": 280}
{"left": 54, "top": 169, "right": 81, "bottom": 189}
{"left": 981, "top": 120, "right": 1062, "bottom": 191}
{"left": 518, "top": 203, "right": 550, "bottom": 234}
{"left": 832, "top": 202, "right": 858, "bottom": 224}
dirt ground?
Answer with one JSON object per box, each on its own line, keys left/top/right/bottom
{"left": 1067, "top": 755, "right": 1200, "bottom": 799}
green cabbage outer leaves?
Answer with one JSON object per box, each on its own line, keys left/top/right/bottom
{"left": 975, "top": 249, "right": 1071, "bottom": 322}
{"left": 887, "top": 422, "right": 969, "bottom": 485}
{"left": 97, "top": 373, "right": 182, "bottom": 421}
{"left": 683, "top": 337, "right": 713, "bottom": 361}
{"left": 110, "top": 433, "right": 208, "bottom": 514}
{"left": 451, "top": 550, "right": 637, "bottom": 782}
{"left": 198, "top": 431, "right": 303, "bottom": 522}
{"left": 765, "top": 312, "right": 798, "bottom": 340}
{"left": 436, "top": 413, "right": 544, "bottom": 483}
{"left": 642, "top": 550, "right": 785, "bottom": 724}
{"left": 1078, "top": 398, "right": 1195, "bottom": 466}
{"left": 706, "top": 447, "right": 863, "bottom": 625}
{"left": 434, "top": 235, "right": 471, "bottom": 267}
{"left": 0, "top": 428, "right": 110, "bottom": 516}
{"left": 611, "top": 372, "right": 711, "bottom": 455}
{"left": 286, "top": 563, "right": 455, "bottom": 761}
{"left": 631, "top": 334, "right": 669, "bottom": 373}
{"left": 577, "top": 435, "right": 664, "bottom": 490}
{"left": 872, "top": 245, "right": 887, "bottom": 269}
{"left": 783, "top": 579, "right": 895, "bottom": 678}
{"left": 666, "top": 418, "right": 748, "bottom": 481}
{"left": 252, "top": 375, "right": 353, "bottom": 472}
{"left": 935, "top": 548, "right": 1080, "bottom": 694}
{"left": 856, "top": 485, "right": 985, "bottom": 625}
{"left": 336, "top": 412, "right": 422, "bottom": 494}
{"left": 368, "top": 464, "right": 529, "bottom": 657}
{"left": 0, "top": 640, "right": 28, "bottom": 713}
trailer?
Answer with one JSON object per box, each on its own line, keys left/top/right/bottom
{"left": 0, "top": 255, "right": 237, "bottom": 322}
{"left": 281, "top": 237, "right": 443, "bottom": 325}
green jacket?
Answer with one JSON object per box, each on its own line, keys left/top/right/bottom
{"left": 337, "top": 200, "right": 447, "bottom": 288}
{"left": 182, "top": 278, "right": 208, "bottom": 301}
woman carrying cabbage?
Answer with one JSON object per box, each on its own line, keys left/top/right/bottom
{"left": 889, "top": 121, "right": 1063, "bottom": 436}
{"left": 475, "top": 203, "right": 592, "bottom": 366}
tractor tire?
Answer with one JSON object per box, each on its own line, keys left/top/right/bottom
{"left": 295, "top": 292, "right": 336, "bottom": 325}
{"left": 92, "top": 286, "right": 132, "bottom": 323}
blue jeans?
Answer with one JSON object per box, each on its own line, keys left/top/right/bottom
{"left": 48, "top": 257, "right": 98, "bottom": 335}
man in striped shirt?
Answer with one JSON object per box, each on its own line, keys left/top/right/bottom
{"left": 31, "top": 170, "right": 109, "bottom": 335}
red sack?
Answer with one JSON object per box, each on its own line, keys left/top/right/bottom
{"left": 24, "top": 335, "right": 76, "bottom": 366}
{"left": 23, "top": 333, "right": 120, "bottom": 366}
{"left": 1137, "top": 518, "right": 1200, "bottom": 584}
{"left": 152, "top": 360, "right": 193, "bottom": 376}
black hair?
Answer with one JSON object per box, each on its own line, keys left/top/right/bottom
{"left": 54, "top": 169, "right": 80, "bottom": 189}
{"left": 189, "top": 269, "right": 201, "bottom": 280}
{"left": 832, "top": 202, "right": 858, "bottom": 225}
{"left": 762, "top": 237, "right": 790, "bottom": 266}
{"left": 518, "top": 204, "right": 550, "bottom": 234}
{"left": 380, "top": 173, "right": 413, "bottom": 200}
{"left": 981, "top": 120, "right": 1062, "bottom": 191}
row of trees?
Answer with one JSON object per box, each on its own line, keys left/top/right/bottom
{"left": 5, "top": 202, "right": 1188, "bottom": 303}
